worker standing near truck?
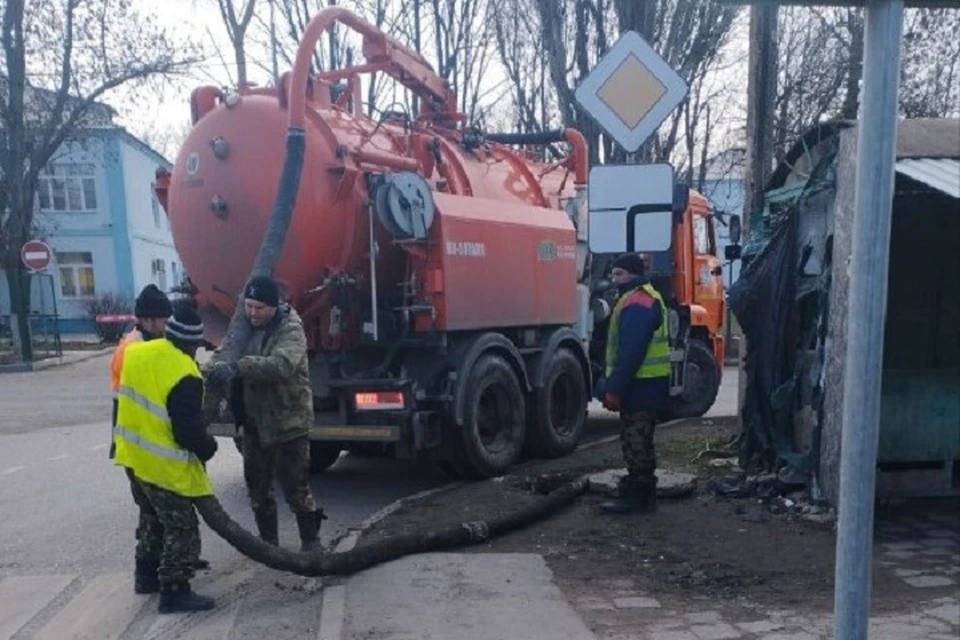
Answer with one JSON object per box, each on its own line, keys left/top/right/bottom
{"left": 109, "top": 286, "right": 211, "bottom": 590}
{"left": 113, "top": 305, "right": 219, "bottom": 613}
{"left": 110, "top": 284, "right": 172, "bottom": 444}
{"left": 598, "top": 254, "right": 671, "bottom": 515}
{"left": 207, "top": 276, "right": 326, "bottom": 551}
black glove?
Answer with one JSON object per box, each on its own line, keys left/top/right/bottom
{"left": 197, "top": 435, "right": 218, "bottom": 463}
{"left": 208, "top": 361, "right": 238, "bottom": 387}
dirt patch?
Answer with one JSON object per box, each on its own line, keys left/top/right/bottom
{"left": 357, "top": 416, "right": 959, "bottom": 620}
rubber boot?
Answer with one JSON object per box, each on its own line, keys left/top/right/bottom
{"left": 134, "top": 557, "right": 160, "bottom": 594}
{"left": 192, "top": 558, "right": 211, "bottom": 571}
{"left": 158, "top": 581, "right": 216, "bottom": 614}
{"left": 598, "top": 476, "right": 657, "bottom": 515}
{"left": 296, "top": 508, "right": 327, "bottom": 552}
{"left": 254, "top": 508, "right": 279, "bottom": 546}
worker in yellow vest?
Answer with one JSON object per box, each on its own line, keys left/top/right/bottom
{"left": 114, "top": 305, "right": 219, "bottom": 614}
{"left": 598, "top": 253, "right": 671, "bottom": 514}
{"left": 109, "top": 286, "right": 210, "bottom": 589}
{"left": 109, "top": 284, "right": 172, "bottom": 445}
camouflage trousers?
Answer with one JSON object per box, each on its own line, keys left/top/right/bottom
{"left": 620, "top": 410, "right": 658, "bottom": 479}
{"left": 127, "top": 470, "right": 201, "bottom": 583}
{"left": 242, "top": 427, "right": 317, "bottom": 516}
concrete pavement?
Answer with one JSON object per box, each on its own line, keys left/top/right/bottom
{"left": 0, "top": 354, "right": 454, "bottom": 639}
{"left": 342, "top": 553, "right": 596, "bottom": 640}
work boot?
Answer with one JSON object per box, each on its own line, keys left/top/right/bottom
{"left": 598, "top": 475, "right": 657, "bottom": 515}
{"left": 134, "top": 557, "right": 160, "bottom": 594}
{"left": 296, "top": 508, "right": 328, "bottom": 552}
{"left": 254, "top": 508, "right": 279, "bottom": 546}
{"left": 158, "top": 581, "right": 216, "bottom": 614}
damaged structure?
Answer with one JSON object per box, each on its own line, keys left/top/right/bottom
{"left": 728, "top": 118, "right": 960, "bottom": 506}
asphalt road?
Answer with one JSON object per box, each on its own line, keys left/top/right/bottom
{"left": 0, "top": 352, "right": 635, "bottom": 639}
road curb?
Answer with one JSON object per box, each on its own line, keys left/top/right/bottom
{"left": 329, "top": 480, "right": 466, "bottom": 554}
{"left": 0, "top": 349, "right": 110, "bottom": 374}
{"left": 317, "top": 585, "right": 346, "bottom": 640}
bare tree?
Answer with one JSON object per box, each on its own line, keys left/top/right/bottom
{"left": 216, "top": 0, "right": 259, "bottom": 85}
{"left": 899, "top": 8, "right": 960, "bottom": 119}
{"left": 535, "top": 0, "right": 738, "bottom": 165}
{"left": 0, "top": 0, "right": 199, "bottom": 361}
{"left": 772, "top": 6, "right": 959, "bottom": 161}
{"left": 491, "top": 0, "right": 555, "bottom": 135}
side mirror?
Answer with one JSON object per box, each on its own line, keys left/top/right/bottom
{"left": 728, "top": 214, "right": 742, "bottom": 245}
{"left": 725, "top": 244, "right": 742, "bottom": 261}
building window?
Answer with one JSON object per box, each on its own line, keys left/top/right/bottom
{"left": 150, "top": 186, "right": 165, "bottom": 229}
{"left": 56, "top": 252, "right": 96, "bottom": 297}
{"left": 171, "top": 261, "right": 181, "bottom": 289}
{"left": 152, "top": 258, "right": 167, "bottom": 291}
{"left": 38, "top": 164, "right": 98, "bottom": 212}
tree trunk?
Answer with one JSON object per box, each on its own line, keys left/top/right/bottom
{"left": 841, "top": 10, "right": 864, "bottom": 120}
{"left": 4, "top": 263, "right": 33, "bottom": 363}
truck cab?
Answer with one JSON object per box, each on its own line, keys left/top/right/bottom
{"left": 588, "top": 176, "right": 741, "bottom": 419}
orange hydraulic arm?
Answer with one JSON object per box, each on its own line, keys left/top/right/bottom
{"left": 288, "top": 7, "right": 459, "bottom": 129}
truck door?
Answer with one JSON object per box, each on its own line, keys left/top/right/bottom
{"left": 692, "top": 211, "right": 724, "bottom": 335}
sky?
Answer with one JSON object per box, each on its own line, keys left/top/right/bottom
{"left": 115, "top": 0, "right": 751, "bottom": 164}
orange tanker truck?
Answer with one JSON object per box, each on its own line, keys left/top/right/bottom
{"left": 154, "top": 7, "right": 737, "bottom": 478}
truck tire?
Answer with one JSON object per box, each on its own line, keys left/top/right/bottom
{"left": 662, "top": 339, "right": 720, "bottom": 420}
{"left": 526, "top": 348, "right": 587, "bottom": 458}
{"left": 456, "top": 354, "right": 527, "bottom": 479}
{"left": 309, "top": 441, "right": 343, "bottom": 474}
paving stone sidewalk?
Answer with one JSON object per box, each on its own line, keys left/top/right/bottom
{"left": 568, "top": 500, "right": 959, "bottom": 640}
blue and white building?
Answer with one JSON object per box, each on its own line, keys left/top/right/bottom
{"left": 0, "top": 126, "right": 182, "bottom": 334}
{"left": 697, "top": 147, "right": 746, "bottom": 287}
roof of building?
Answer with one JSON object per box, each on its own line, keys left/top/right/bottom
{"left": 896, "top": 158, "right": 960, "bottom": 199}
{"left": 768, "top": 118, "right": 960, "bottom": 198}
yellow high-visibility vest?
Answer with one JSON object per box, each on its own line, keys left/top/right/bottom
{"left": 114, "top": 339, "right": 212, "bottom": 497}
{"left": 605, "top": 283, "right": 671, "bottom": 380}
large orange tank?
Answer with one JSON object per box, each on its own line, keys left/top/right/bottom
{"left": 161, "top": 15, "right": 588, "bottom": 349}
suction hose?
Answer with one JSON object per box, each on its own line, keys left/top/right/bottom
{"left": 194, "top": 480, "right": 587, "bottom": 577}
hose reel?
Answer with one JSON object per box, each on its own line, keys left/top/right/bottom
{"left": 374, "top": 172, "right": 436, "bottom": 241}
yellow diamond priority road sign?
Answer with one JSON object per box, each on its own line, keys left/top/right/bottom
{"left": 575, "top": 31, "right": 689, "bottom": 153}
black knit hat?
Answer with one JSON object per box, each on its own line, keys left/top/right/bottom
{"left": 243, "top": 276, "right": 280, "bottom": 307}
{"left": 165, "top": 305, "right": 204, "bottom": 345}
{"left": 611, "top": 253, "right": 645, "bottom": 276}
{"left": 135, "top": 284, "right": 173, "bottom": 319}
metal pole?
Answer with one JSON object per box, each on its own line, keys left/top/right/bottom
{"left": 833, "top": 2, "right": 904, "bottom": 639}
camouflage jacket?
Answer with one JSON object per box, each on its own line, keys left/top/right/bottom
{"left": 233, "top": 305, "right": 313, "bottom": 446}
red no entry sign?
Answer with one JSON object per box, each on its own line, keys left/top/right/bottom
{"left": 21, "top": 240, "right": 53, "bottom": 271}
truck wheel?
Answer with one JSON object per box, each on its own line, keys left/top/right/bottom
{"left": 309, "top": 442, "right": 343, "bottom": 474}
{"left": 662, "top": 339, "right": 720, "bottom": 420}
{"left": 526, "top": 348, "right": 587, "bottom": 458}
{"left": 457, "top": 354, "right": 526, "bottom": 478}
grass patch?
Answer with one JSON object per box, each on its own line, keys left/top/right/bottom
{"left": 658, "top": 432, "right": 740, "bottom": 477}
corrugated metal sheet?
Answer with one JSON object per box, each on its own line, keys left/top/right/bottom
{"left": 896, "top": 158, "right": 960, "bottom": 199}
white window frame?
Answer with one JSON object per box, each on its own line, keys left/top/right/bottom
{"left": 56, "top": 251, "right": 97, "bottom": 298}
{"left": 151, "top": 258, "right": 167, "bottom": 292}
{"left": 38, "top": 164, "right": 98, "bottom": 213}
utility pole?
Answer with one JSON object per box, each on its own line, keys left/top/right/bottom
{"left": 738, "top": 2, "right": 778, "bottom": 412}
{"left": 833, "top": 2, "right": 904, "bottom": 639}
